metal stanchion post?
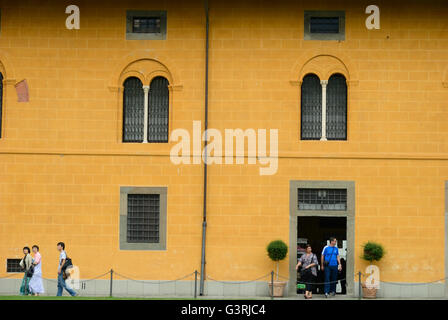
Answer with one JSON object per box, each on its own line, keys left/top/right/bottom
{"left": 358, "top": 271, "right": 362, "bottom": 300}
{"left": 194, "top": 270, "right": 198, "bottom": 299}
{"left": 270, "top": 271, "right": 274, "bottom": 299}
{"left": 110, "top": 269, "right": 113, "bottom": 297}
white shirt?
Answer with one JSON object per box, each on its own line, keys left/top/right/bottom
{"left": 59, "top": 250, "right": 66, "bottom": 266}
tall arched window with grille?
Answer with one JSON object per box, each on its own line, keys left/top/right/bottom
{"left": 326, "top": 74, "right": 347, "bottom": 140}
{"left": 123, "top": 77, "right": 144, "bottom": 142}
{"left": 301, "top": 74, "right": 322, "bottom": 140}
{"left": 148, "top": 76, "right": 169, "bottom": 143}
{"left": 0, "top": 73, "right": 3, "bottom": 139}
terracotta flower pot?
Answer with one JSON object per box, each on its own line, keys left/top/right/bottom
{"left": 268, "top": 281, "right": 287, "bottom": 297}
{"left": 361, "top": 283, "right": 377, "bottom": 299}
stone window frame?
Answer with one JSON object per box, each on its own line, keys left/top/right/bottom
{"left": 120, "top": 186, "right": 167, "bottom": 250}
{"left": 304, "top": 10, "right": 346, "bottom": 41}
{"left": 126, "top": 10, "right": 167, "bottom": 40}
{"left": 289, "top": 180, "right": 355, "bottom": 296}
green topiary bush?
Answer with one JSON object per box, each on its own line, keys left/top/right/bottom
{"left": 267, "top": 240, "right": 288, "bottom": 262}
{"left": 267, "top": 240, "right": 288, "bottom": 280}
{"left": 361, "top": 241, "right": 385, "bottom": 262}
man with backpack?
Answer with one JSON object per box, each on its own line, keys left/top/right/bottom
{"left": 56, "top": 242, "right": 77, "bottom": 297}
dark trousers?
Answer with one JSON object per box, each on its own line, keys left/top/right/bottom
{"left": 324, "top": 265, "right": 338, "bottom": 294}
{"left": 301, "top": 271, "right": 315, "bottom": 292}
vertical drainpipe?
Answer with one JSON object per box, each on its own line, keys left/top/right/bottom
{"left": 199, "top": 0, "right": 210, "bottom": 296}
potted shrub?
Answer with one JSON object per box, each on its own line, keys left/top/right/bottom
{"left": 360, "top": 241, "right": 385, "bottom": 299}
{"left": 267, "top": 240, "right": 288, "bottom": 297}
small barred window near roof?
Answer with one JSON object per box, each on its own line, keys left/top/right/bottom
{"left": 6, "top": 259, "right": 22, "bottom": 273}
{"left": 298, "top": 188, "right": 347, "bottom": 211}
{"left": 127, "top": 194, "right": 160, "bottom": 243}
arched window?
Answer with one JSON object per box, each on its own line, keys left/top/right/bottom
{"left": 0, "top": 72, "right": 3, "bottom": 139}
{"left": 148, "top": 76, "right": 169, "bottom": 143}
{"left": 301, "top": 74, "right": 322, "bottom": 140}
{"left": 326, "top": 74, "right": 347, "bottom": 140}
{"left": 123, "top": 77, "right": 144, "bottom": 142}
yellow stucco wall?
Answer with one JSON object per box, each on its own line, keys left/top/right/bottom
{"left": 0, "top": 0, "right": 447, "bottom": 286}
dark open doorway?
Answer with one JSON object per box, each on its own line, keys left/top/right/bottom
{"left": 296, "top": 216, "right": 347, "bottom": 295}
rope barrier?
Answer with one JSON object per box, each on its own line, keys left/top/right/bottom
{"left": 278, "top": 273, "right": 346, "bottom": 285}
{"left": 206, "top": 273, "right": 272, "bottom": 285}
{"left": 0, "top": 270, "right": 112, "bottom": 284}
{"left": 113, "top": 271, "right": 197, "bottom": 285}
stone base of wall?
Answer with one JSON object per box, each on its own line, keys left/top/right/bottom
{"left": 2, "top": 278, "right": 444, "bottom": 298}
{"left": 0, "top": 278, "right": 280, "bottom": 298}
{"left": 353, "top": 282, "right": 447, "bottom": 299}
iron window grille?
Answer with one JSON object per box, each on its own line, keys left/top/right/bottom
{"left": 298, "top": 188, "right": 347, "bottom": 211}
{"left": 304, "top": 11, "right": 345, "bottom": 41}
{"left": 122, "top": 76, "right": 170, "bottom": 143}
{"left": 126, "top": 11, "right": 167, "bottom": 40}
{"left": 132, "top": 17, "right": 161, "bottom": 34}
{"left": 310, "top": 17, "right": 340, "bottom": 34}
{"left": 127, "top": 194, "right": 160, "bottom": 243}
{"left": 6, "top": 259, "right": 22, "bottom": 273}
{"left": 148, "top": 77, "right": 170, "bottom": 143}
{"left": 123, "top": 77, "right": 145, "bottom": 143}
{"left": 301, "top": 74, "right": 322, "bottom": 140}
{"left": 300, "top": 73, "right": 347, "bottom": 141}
{"left": 326, "top": 74, "right": 347, "bottom": 140}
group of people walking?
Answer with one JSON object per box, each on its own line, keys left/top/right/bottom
{"left": 295, "top": 237, "right": 343, "bottom": 299}
{"left": 19, "top": 242, "right": 77, "bottom": 297}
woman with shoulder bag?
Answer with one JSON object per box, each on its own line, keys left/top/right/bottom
{"left": 19, "top": 247, "right": 33, "bottom": 295}
{"left": 295, "top": 244, "right": 318, "bottom": 299}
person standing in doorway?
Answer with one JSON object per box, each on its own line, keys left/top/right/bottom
{"left": 56, "top": 242, "right": 77, "bottom": 297}
{"left": 321, "top": 237, "right": 342, "bottom": 298}
{"left": 295, "top": 244, "right": 318, "bottom": 299}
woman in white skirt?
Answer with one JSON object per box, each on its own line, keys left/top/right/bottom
{"left": 28, "top": 245, "right": 45, "bottom": 296}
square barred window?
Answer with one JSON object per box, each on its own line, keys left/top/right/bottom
{"left": 6, "top": 259, "right": 22, "bottom": 273}
{"left": 120, "top": 187, "right": 167, "bottom": 250}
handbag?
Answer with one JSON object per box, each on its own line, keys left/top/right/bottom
{"left": 26, "top": 264, "right": 34, "bottom": 278}
{"left": 323, "top": 246, "right": 336, "bottom": 267}
{"left": 61, "top": 257, "right": 73, "bottom": 272}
